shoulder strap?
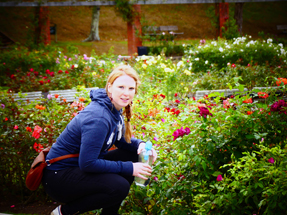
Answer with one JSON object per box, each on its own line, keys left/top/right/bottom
{"left": 48, "top": 154, "right": 79, "bottom": 164}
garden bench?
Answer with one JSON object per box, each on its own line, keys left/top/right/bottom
{"left": 11, "top": 91, "right": 43, "bottom": 102}
{"left": 48, "top": 87, "right": 98, "bottom": 103}
{"left": 195, "top": 88, "right": 248, "bottom": 100}
{"left": 144, "top": 25, "right": 184, "bottom": 37}
{"left": 252, "top": 86, "right": 287, "bottom": 101}
{"left": 252, "top": 86, "right": 280, "bottom": 91}
{"left": 144, "top": 26, "right": 160, "bottom": 36}
{"left": 159, "top": 26, "right": 184, "bottom": 36}
{"left": 118, "top": 55, "right": 131, "bottom": 60}
{"left": 277, "top": 25, "right": 287, "bottom": 34}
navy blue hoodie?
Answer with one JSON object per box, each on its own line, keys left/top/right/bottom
{"left": 46, "top": 88, "right": 142, "bottom": 176}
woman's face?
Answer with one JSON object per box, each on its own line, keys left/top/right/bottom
{"left": 108, "top": 74, "right": 136, "bottom": 110}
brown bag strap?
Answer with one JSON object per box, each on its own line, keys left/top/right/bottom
{"left": 47, "top": 154, "right": 79, "bottom": 165}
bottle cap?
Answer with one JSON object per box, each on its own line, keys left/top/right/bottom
{"left": 144, "top": 141, "right": 152, "bottom": 161}
{"left": 145, "top": 141, "right": 152, "bottom": 151}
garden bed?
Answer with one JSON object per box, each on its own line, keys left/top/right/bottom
{"left": 1, "top": 35, "right": 287, "bottom": 214}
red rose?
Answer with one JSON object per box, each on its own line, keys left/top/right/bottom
{"left": 33, "top": 142, "right": 44, "bottom": 153}
{"left": 243, "top": 98, "right": 253, "bottom": 104}
{"left": 258, "top": 92, "right": 269, "bottom": 99}
{"left": 26, "top": 127, "right": 32, "bottom": 132}
{"left": 32, "top": 125, "right": 42, "bottom": 139}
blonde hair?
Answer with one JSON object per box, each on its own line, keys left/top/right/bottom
{"left": 105, "top": 65, "right": 141, "bottom": 143}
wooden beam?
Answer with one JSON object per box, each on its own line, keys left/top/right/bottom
{"left": 0, "top": 0, "right": 286, "bottom": 7}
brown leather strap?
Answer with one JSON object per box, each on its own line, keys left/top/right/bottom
{"left": 48, "top": 154, "right": 79, "bottom": 164}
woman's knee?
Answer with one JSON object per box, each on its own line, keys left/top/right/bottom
{"left": 111, "top": 175, "right": 131, "bottom": 199}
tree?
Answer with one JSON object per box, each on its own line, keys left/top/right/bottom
{"left": 83, "top": 6, "right": 101, "bottom": 42}
{"left": 234, "top": 3, "right": 244, "bottom": 35}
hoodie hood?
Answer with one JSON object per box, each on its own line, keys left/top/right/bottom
{"left": 90, "top": 88, "right": 111, "bottom": 109}
{"left": 89, "top": 88, "right": 122, "bottom": 119}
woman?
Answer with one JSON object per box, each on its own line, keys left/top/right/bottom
{"left": 43, "top": 65, "right": 157, "bottom": 215}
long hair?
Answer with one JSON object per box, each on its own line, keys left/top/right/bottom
{"left": 105, "top": 65, "right": 141, "bottom": 143}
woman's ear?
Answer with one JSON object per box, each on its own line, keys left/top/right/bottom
{"left": 107, "top": 83, "right": 112, "bottom": 94}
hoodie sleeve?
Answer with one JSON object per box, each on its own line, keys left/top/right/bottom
{"left": 79, "top": 117, "right": 134, "bottom": 176}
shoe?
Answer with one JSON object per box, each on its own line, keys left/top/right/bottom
{"left": 51, "top": 205, "right": 62, "bottom": 215}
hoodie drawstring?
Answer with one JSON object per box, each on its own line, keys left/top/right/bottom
{"left": 117, "top": 115, "right": 124, "bottom": 140}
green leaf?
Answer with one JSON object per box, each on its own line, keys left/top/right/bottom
{"left": 212, "top": 171, "right": 222, "bottom": 177}
{"left": 238, "top": 85, "right": 245, "bottom": 92}
{"left": 246, "top": 134, "right": 254, "bottom": 139}
{"left": 254, "top": 133, "right": 261, "bottom": 139}
{"left": 202, "top": 160, "right": 207, "bottom": 171}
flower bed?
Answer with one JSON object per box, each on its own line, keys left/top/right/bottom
{"left": 0, "top": 36, "right": 287, "bottom": 214}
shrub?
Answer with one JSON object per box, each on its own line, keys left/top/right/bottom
{"left": 183, "top": 36, "right": 287, "bottom": 73}
{"left": 1, "top": 36, "right": 287, "bottom": 214}
{"left": 192, "top": 144, "right": 287, "bottom": 215}
{"left": 0, "top": 91, "right": 88, "bottom": 202}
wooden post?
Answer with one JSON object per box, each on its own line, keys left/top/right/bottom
{"left": 235, "top": 3, "right": 244, "bottom": 35}
{"left": 215, "top": 3, "right": 229, "bottom": 38}
{"left": 127, "top": 4, "right": 142, "bottom": 56}
{"left": 37, "top": 6, "right": 50, "bottom": 45}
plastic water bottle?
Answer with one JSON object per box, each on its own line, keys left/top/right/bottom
{"left": 135, "top": 141, "right": 153, "bottom": 187}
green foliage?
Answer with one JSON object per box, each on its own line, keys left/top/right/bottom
{"left": 147, "top": 44, "right": 185, "bottom": 57}
{"left": 221, "top": 9, "right": 241, "bottom": 40}
{"left": 1, "top": 36, "right": 287, "bottom": 214}
{"left": 0, "top": 91, "right": 89, "bottom": 202}
{"left": 0, "top": 45, "right": 61, "bottom": 86}
{"left": 114, "top": 0, "right": 137, "bottom": 22}
{"left": 0, "top": 45, "right": 116, "bottom": 92}
{"left": 192, "top": 144, "right": 287, "bottom": 214}
{"left": 205, "top": 5, "right": 219, "bottom": 34}
{"left": 183, "top": 36, "right": 287, "bottom": 73}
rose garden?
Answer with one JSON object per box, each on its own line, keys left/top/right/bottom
{"left": 0, "top": 35, "right": 287, "bottom": 214}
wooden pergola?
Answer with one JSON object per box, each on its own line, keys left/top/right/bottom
{"left": 1, "top": 0, "right": 285, "bottom": 7}
{"left": 1, "top": 0, "right": 285, "bottom": 55}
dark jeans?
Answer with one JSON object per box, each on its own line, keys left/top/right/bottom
{"left": 42, "top": 149, "right": 138, "bottom": 215}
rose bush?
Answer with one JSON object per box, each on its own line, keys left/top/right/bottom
{"left": 0, "top": 36, "right": 287, "bottom": 214}
{"left": 0, "top": 91, "right": 88, "bottom": 200}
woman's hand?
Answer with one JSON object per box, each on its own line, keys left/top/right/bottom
{"left": 137, "top": 142, "right": 158, "bottom": 164}
{"left": 132, "top": 162, "right": 152, "bottom": 180}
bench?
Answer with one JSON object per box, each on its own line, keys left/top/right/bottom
{"left": 11, "top": 91, "right": 43, "bottom": 103}
{"left": 277, "top": 25, "right": 287, "bottom": 34}
{"left": 1, "top": 87, "right": 98, "bottom": 104}
{"left": 195, "top": 88, "right": 248, "bottom": 100}
{"left": 159, "top": 26, "right": 184, "bottom": 36}
{"left": 48, "top": 87, "right": 98, "bottom": 103}
{"left": 144, "top": 26, "right": 159, "bottom": 36}
{"left": 144, "top": 25, "right": 184, "bottom": 37}
{"left": 195, "top": 86, "right": 286, "bottom": 101}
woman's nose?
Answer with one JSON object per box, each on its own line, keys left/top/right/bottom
{"left": 123, "top": 89, "right": 129, "bottom": 95}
